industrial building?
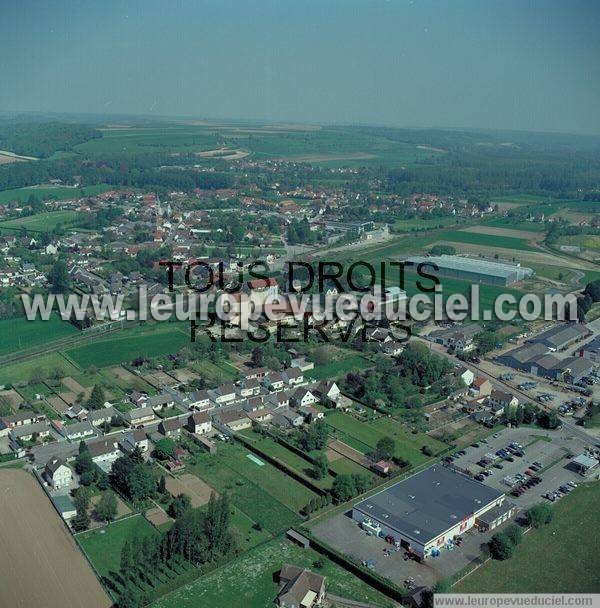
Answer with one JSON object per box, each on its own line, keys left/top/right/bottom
{"left": 577, "top": 336, "right": 600, "bottom": 363}
{"left": 496, "top": 342, "right": 593, "bottom": 382}
{"left": 352, "top": 466, "right": 505, "bottom": 559}
{"left": 406, "top": 255, "right": 534, "bottom": 286}
{"left": 527, "top": 324, "right": 589, "bottom": 351}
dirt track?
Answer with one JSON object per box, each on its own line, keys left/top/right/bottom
{"left": 0, "top": 469, "right": 111, "bottom": 608}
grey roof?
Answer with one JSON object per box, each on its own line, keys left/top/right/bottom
{"left": 406, "top": 255, "right": 533, "bottom": 280}
{"left": 11, "top": 422, "right": 49, "bottom": 438}
{"left": 476, "top": 501, "right": 517, "bottom": 525}
{"left": 498, "top": 342, "right": 548, "bottom": 364}
{"left": 354, "top": 466, "right": 504, "bottom": 545}
{"left": 530, "top": 324, "right": 588, "bottom": 349}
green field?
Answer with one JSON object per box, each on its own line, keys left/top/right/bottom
{"left": 0, "top": 351, "right": 79, "bottom": 385}
{"left": 189, "top": 441, "right": 314, "bottom": 533}
{"left": 152, "top": 537, "right": 394, "bottom": 608}
{"left": 65, "top": 323, "right": 190, "bottom": 368}
{"left": 77, "top": 514, "right": 157, "bottom": 579}
{"left": 0, "top": 315, "right": 79, "bottom": 357}
{"left": 455, "top": 482, "right": 600, "bottom": 593}
{"left": 324, "top": 411, "right": 446, "bottom": 466}
{"left": 0, "top": 184, "right": 113, "bottom": 206}
{"left": 0, "top": 210, "right": 80, "bottom": 232}
{"left": 435, "top": 229, "right": 536, "bottom": 251}
{"left": 237, "top": 429, "right": 335, "bottom": 489}
{"left": 73, "top": 124, "right": 442, "bottom": 168}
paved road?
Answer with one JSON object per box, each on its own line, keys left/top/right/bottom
{"left": 414, "top": 335, "right": 598, "bottom": 446}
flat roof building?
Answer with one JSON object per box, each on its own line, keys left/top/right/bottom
{"left": 352, "top": 466, "right": 505, "bottom": 558}
{"left": 406, "top": 255, "right": 533, "bottom": 286}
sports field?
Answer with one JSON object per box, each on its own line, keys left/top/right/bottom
{"left": 151, "top": 537, "right": 394, "bottom": 608}
{"left": 0, "top": 468, "right": 110, "bottom": 608}
{"left": 455, "top": 482, "right": 600, "bottom": 593}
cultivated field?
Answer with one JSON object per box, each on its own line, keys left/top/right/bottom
{"left": 0, "top": 468, "right": 110, "bottom": 608}
{"left": 166, "top": 473, "right": 215, "bottom": 508}
{"left": 460, "top": 225, "right": 542, "bottom": 240}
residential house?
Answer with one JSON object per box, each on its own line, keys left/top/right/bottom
{"left": 123, "top": 406, "right": 156, "bottom": 427}
{"left": 217, "top": 409, "right": 252, "bottom": 431}
{"left": 284, "top": 368, "right": 304, "bottom": 386}
{"left": 10, "top": 420, "right": 50, "bottom": 443}
{"left": 290, "top": 357, "right": 315, "bottom": 372}
{"left": 121, "top": 429, "right": 150, "bottom": 453}
{"left": 275, "top": 565, "right": 326, "bottom": 608}
{"left": 62, "top": 421, "right": 96, "bottom": 441}
{"left": 298, "top": 405, "right": 323, "bottom": 424}
{"left": 291, "top": 388, "right": 317, "bottom": 408}
{"left": 313, "top": 380, "right": 341, "bottom": 404}
{"left": 147, "top": 392, "right": 176, "bottom": 412}
{"left": 44, "top": 457, "right": 73, "bottom": 489}
{"left": 187, "top": 411, "right": 212, "bottom": 435}
{"left": 159, "top": 417, "right": 183, "bottom": 438}
{"left": 87, "top": 437, "right": 121, "bottom": 470}
{"left": 246, "top": 408, "right": 274, "bottom": 424}
{"left": 188, "top": 389, "right": 212, "bottom": 410}
{"left": 214, "top": 383, "right": 237, "bottom": 405}
{"left": 489, "top": 390, "right": 519, "bottom": 411}
{"left": 239, "top": 378, "right": 261, "bottom": 397}
{"left": 269, "top": 391, "right": 291, "bottom": 409}
{"left": 470, "top": 377, "right": 493, "bottom": 398}
{"left": 88, "top": 406, "right": 117, "bottom": 428}
{"left": 264, "top": 372, "right": 285, "bottom": 391}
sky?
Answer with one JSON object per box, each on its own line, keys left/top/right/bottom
{"left": 1, "top": 0, "right": 599, "bottom": 134}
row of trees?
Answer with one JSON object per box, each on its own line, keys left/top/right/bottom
{"left": 116, "top": 493, "right": 233, "bottom": 608}
{"left": 489, "top": 504, "right": 553, "bottom": 561}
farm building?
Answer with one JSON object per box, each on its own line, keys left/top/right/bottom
{"left": 352, "top": 466, "right": 505, "bottom": 559}
{"left": 406, "top": 255, "right": 533, "bottom": 286}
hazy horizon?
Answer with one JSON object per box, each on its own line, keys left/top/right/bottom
{"left": 2, "top": 0, "right": 599, "bottom": 135}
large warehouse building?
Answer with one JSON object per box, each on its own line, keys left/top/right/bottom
{"left": 352, "top": 466, "right": 506, "bottom": 559}
{"left": 406, "top": 255, "right": 533, "bottom": 286}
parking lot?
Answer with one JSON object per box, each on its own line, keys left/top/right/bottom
{"left": 311, "top": 427, "right": 599, "bottom": 589}
{"left": 447, "top": 427, "right": 591, "bottom": 509}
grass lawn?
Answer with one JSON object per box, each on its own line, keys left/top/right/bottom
{"left": 0, "top": 210, "right": 80, "bottom": 232}
{"left": 324, "top": 411, "right": 444, "bottom": 466}
{"left": 188, "top": 442, "right": 312, "bottom": 534}
{"left": 152, "top": 538, "right": 395, "bottom": 608}
{"left": 65, "top": 323, "right": 190, "bottom": 368}
{"left": 238, "top": 429, "right": 335, "bottom": 489}
{"left": 0, "top": 315, "right": 79, "bottom": 357}
{"left": 455, "top": 482, "right": 600, "bottom": 593}
{"left": 306, "top": 355, "right": 373, "bottom": 381}
{"left": 77, "top": 514, "right": 157, "bottom": 579}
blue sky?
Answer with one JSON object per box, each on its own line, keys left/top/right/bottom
{"left": 1, "top": 0, "right": 599, "bottom": 133}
